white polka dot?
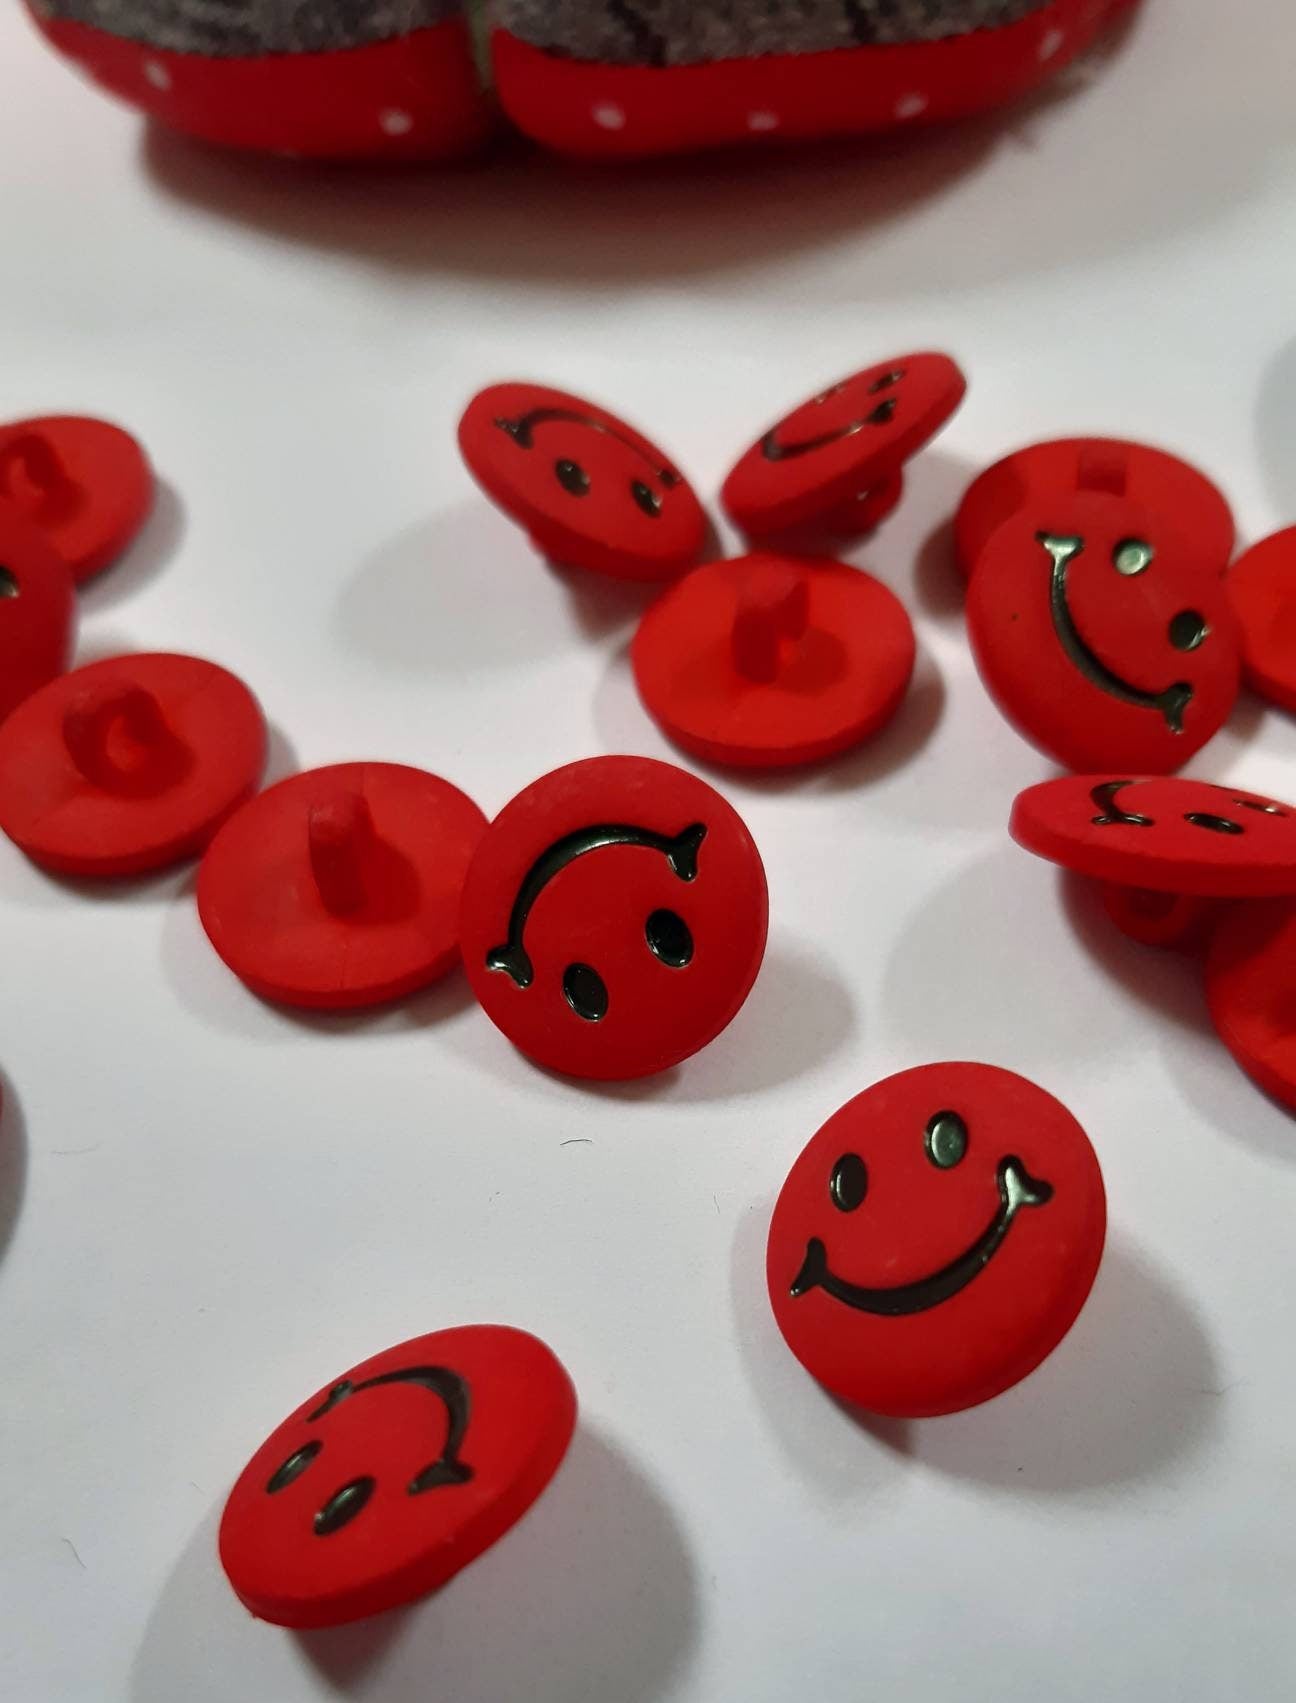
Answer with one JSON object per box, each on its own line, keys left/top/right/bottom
{"left": 592, "top": 102, "right": 627, "bottom": 131}
{"left": 1039, "top": 26, "right": 1066, "bottom": 61}
{"left": 894, "top": 92, "right": 929, "bottom": 121}
{"left": 379, "top": 108, "right": 413, "bottom": 136}
{"left": 143, "top": 59, "right": 171, "bottom": 91}
{"left": 747, "top": 110, "right": 780, "bottom": 134}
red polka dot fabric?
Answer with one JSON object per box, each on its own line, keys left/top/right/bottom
{"left": 24, "top": 0, "right": 1141, "bottom": 161}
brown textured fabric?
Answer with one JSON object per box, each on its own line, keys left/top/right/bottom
{"left": 492, "top": 0, "right": 1051, "bottom": 66}
{"left": 30, "top": 0, "right": 461, "bottom": 56}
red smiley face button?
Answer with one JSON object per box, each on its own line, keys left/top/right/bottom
{"left": 220, "top": 1325, "right": 577, "bottom": 1629}
{"left": 0, "top": 415, "right": 153, "bottom": 583}
{"left": 0, "top": 653, "right": 266, "bottom": 876}
{"left": 956, "top": 438, "right": 1234, "bottom": 582}
{"left": 1226, "top": 526, "right": 1296, "bottom": 715}
{"left": 967, "top": 491, "right": 1240, "bottom": 772}
{"left": 1011, "top": 774, "right": 1296, "bottom": 897}
{"left": 198, "top": 763, "right": 488, "bottom": 1009}
{"left": 0, "top": 504, "right": 76, "bottom": 724}
{"left": 458, "top": 382, "right": 706, "bottom": 582}
{"left": 1206, "top": 900, "right": 1296, "bottom": 1114}
{"left": 459, "top": 756, "right": 768, "bottom": 1080}
{"left": 722, "top": 353, "right": 966, "bottom": 536}
{"left": 767, "top": 1063, "right": 1106, "bottom": 1418}
{"left": 632, "top": 553, "right": 915, "bottom": 769}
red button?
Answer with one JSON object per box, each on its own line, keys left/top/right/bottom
{"left": 766, "top": 1063, "right": 1106, "bottom": 1418}
{"left": 1011, "top": 774, "right": 1296, "bottom": 897}
{"left": 0, "top": 653, "right": 266, "bottom": 876}
{"left": 197, "top": 763, "right": 488, "bottom": 1009}
{"left": 459, "top": 756, "right": 768, "bottom": 1080}
{"left": 0, "top": 504, "right": 76, "bottom": 724}
{"left": 967, "top": 491, "right": 1240, "bottom": 772}
{"left": 722, "top": 353, "right": 965, "bottom": 536}
{"left": 956, "top": 438, "right": 1234, "bottom": 582}
{"left": 1097, "top": 884, "right": 1213, "bottom": 950}
{"left": 1206, "top": 900, "right": 1296, "bottom": 1113}
{"left": 458, "top": 382, "right": 706, "bottom": 581}
{"left": 220, "top": 1325, "right": 576, "bottom": 1629}
{"left": 1226, "top": 527, "right": 1296, "bottom": 715}
{"left": 632, "top": 553, "right": 914, "bottom": 769}
{"left": 0, "top": 415, "right": 153, "bottom": 583}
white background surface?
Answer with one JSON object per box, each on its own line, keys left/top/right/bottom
{"left": 2, "top": 2, "right": 1295, "bottom": 1698}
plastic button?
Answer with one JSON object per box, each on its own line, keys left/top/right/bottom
{"left": 459, "top": 756, "right": 768, "bottom": 1080}
{"left": 0, "top": 653, "right": 265, "bottom": 876}
{"left": 0, "top": 504, "right": 75, "bottom": 725}
{"left": 1011, "top": 774, "right": 1296, "bottom": 897}
{"left": 766, "top": 1063, "right": 1106, "bottom": 1418}
{"left": 956, "top": 438, "right": 1233, "bottom": 582}
{"left": 722, "top": 353, "right": 965, "bottom": 536}
{"left": 1225, "top": 526, "right": 1296, "bottom": 715}
{"left": 1206, "top": 899, "right": 1296, "bottom": 1113}
{"left": 220, "top": 1325, "right": 576, "bottom": 1629}
{"left": 0, "top": 415, "right": 153, "bottom": 583}
{"left": 458, "top": 382, "right": 705, "bottom": 581}
{"left": 967, "top": 491, "right": 1240, "bottom": 772}
{"left": 632, "top": 553, "right": 914, "bottom": 768}
{"left": 197, "top": 763, "right": 488, "bottom": 1009}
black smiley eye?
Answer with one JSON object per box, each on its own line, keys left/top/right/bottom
{"left": 830, "top": 1153, "right": 868, "bottom": 1212}
{"left": 645, "top": 909, "right": 693, "bottom": 967}
{"left": 1112, "top": 537, "right": 1155, "bottom": 576}
{"left": 563, "top": 962, "right": 608, "bottom": 1022}
{"left": 925, "top": 1110, "right": 968, "bottom": 1169}
{"left": 866, "top": 397, "right": 898, "bottom": 426}
{"left": 265, "top": 1438, "right": 323, "bottom": 1494}
{"left": 1184, "top": 812, "right": 1244, "bottom": 836}
{"left": 555, "top": 458, "right": 590, "bottom": 497}
{"left": 0, "top": 566, "right": 18, "bottom": 598}
{"left": 314, "top": 1476, "right": 376, "bottom": 1537}
{"left": 1168, "top": 609, "right": 1208, "bottom": 651}
{"left": 631, "top": 479, "right": 662, "bottom": 518}
{"left": 868, "top": 367, "right": 906, "bottom": 393}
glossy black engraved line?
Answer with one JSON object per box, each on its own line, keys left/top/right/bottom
{"left": 487, "top": 822, "right": 706, "bottom": 989}
{"left": 494, "top": 409, "right": 681, "bottom": 488}
{"left": 761, "top": 394, "right": 899, "bottom": 463}
{"left": 1090, "top": 780, "right": 1155, "bottom": 828}
{"left": 1235, "top": 798, "right": 1288, "bottom": 816}
{"left": 280, "top": 1365, "right": 475, "bottom": 1538}
{"left": 609, "top": 0, "right": 668, "bottom": 66}
{"left": 0, "top": 566, "right": 17, "bottom": 598}
{"left": 789, "top": 1156, "right": 1053, "bottom": 1317}
{"left": 1039, "top": 533, "right": 1194, "bottom": 733}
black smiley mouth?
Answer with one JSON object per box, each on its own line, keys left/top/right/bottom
{"left": 790, "top": 1156, "right": 1053, "bottom": 1317}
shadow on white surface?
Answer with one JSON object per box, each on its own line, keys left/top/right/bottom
{"left": 1256, "top": 335, "right": 1296, "bottom": 521}
{"left": 730, "top": 1198, "right": 913, "bottom": 1507}
{"left": 553, "top": 938, "right": 858, "bottom": 1105}
{"left": 78, "top": 478, "right": 186, "bottom": 615}
{"left": 0, "top": 1070, "right": 27, "bottom": 1269}
{"left": 130, "top": 1425, "right": 699, "bottom": 1703}
{"left": 1058, "top": 870, "right": 1214, "bottom": 1038}
{"left": 861, "top": 1237, "right": 1225, "bottom": 1494}
{"left": 334, "top": 503, "right": 656, "bottom": 676}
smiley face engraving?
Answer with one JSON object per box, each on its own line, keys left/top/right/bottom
{"left": 495, "top": 406, "right": 682, "bottom": 516}
{"left": 1039, "top": 531, "right": 1196, "bottom": 733}
{"left": 790, "top": 1118, "right": 1054, "bottom": 1318}
{"left": 761, "top": 368, "right": 905, "bottom": 462}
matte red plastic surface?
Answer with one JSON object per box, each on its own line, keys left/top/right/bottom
{"left": 1206, "top": 900, "right": 1296, "bottom": 1114}
{"left": 0, "top": 505, "right": 75, "bottom": 724}
{"left": 0, "top": 653, "right": 266, "bottom": 876}
{"left": 1098, "top": 884, "right": 1213, "bottom": 950}
{"left": 0, "top": 416, "right": 153, "bottom": 583}
{"left": 459, "top": 756, "right": 768, "bottom": 1080}
{"left": 956, "top": 437, "right": 1234, "bottom": 582}
{"left": 220, "top": 1325, "right": 576, "bottom": 1629}
{"left": 198, "top": 763, "right": 488, "bottom": 1009}
{"left": 1226, "top": 527, "right": 1296, "bottom": 715}
{"left": 766, "top": 1063, "right": 1106, "bottom": 1418}
{"left": 26, "top": 13, "right": 491, "bottom": 161}
{"left": 723, "top": 353, "right": 965, "bottom": 536}
{"left": 1011, "top": 774, "right": 1296, "bottom": 897}
{"left": 632, "top": 553, "right": 914, "bottom": 768}
{"left": 967, "top": 492, "right": 1240, "bottom": 772}
{"left": 459, "top": 383, "right": 706, "bottom": 582}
